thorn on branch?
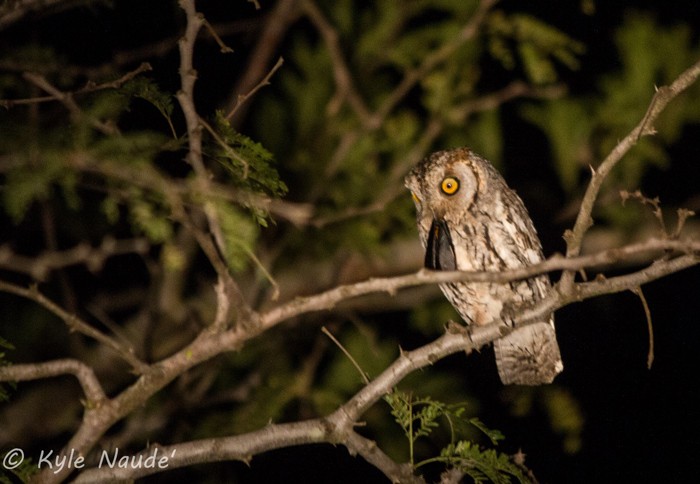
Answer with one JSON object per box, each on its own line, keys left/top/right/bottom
{"left": 673, "top": 208, "right": 696, "bottom": 239}
{"left": 620, "top": 189, "right": 668, "bottom": 236}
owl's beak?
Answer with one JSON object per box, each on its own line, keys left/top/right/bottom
{"left": 425, "top": 219, "right": 457, "bottom": 271}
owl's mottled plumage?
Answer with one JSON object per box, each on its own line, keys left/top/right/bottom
{"left": 405, "top": 147, "right": 563, "bottom": 385}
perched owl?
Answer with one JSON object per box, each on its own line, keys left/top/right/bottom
{"left": 405, "top": 147, "right": 563, "bottom": 385}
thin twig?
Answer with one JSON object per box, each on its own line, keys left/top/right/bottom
{"left": 301, "top": 0, "right": 373, "bottom": 125}
{"left": 0, "top": 237, "right": 149, "bottom": 281}
{"left": 374, "top": 0, "right": 498, "bottom": 124}
{"left": 631, "top": 287, "right": 655, "bottom": 369}
{"left": 0, "top": 280, "right": 148, "bottom": 373}
{"left": 198, "top": 115, "right": 250, "bottom": 175}
{"left": 22, "top": 72, "right": 118, "bottom": 135}
{"left": 322, "top": 326, "right": 370, "bottom": 384}
{"left": 224, "top": 56, "right": 284, "bottom": 121}
{"left": 202, "top": 19, "right": 234, "bottom": 53}
{"left": 224, "top": 0, "right": 300, "bottom": 126}
{"left": 1, "top": 63, "right": 151, "bottom": 109}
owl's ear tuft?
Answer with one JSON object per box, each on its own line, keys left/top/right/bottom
{"left": 425, "top": 219, "right": 457, "bottom": 271}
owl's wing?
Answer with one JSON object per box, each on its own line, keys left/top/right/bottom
{"left": 425, "top": 219, "right": 457, "bottom": 271}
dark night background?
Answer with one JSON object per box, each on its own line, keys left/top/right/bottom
{"left": 2, "top": 1, "right": 700, "bottom": 483}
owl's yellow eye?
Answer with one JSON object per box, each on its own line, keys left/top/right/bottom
{"left": 411, "top": 192, "right": 421, "bottom": 205}
{"left": 440, "top": 176, "right": 460, "bottom": 195}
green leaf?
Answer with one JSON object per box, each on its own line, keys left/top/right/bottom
{"left": 2, "top": 155, "right": 68, "bottom": 223}
{"left": 101, "top": 195, "right": 121, "bottom": 225}
{"left": 126, "top": 188, "right": 173, "bottom": 243}
{"left": 120, "top": 77, "right": 175, "bottom": 133}
{"left": 0, "top": 454, "right": 37, "bottom": 483}
{"left": 469, "top": 417, "right": 505, "bottom": 446}
{"left": 212, "top": 111, "right": 288, "bottom": 199}
{"left": 487, "top": 12, "right": 584, "bottom": 84}
{"left": 217, "top": 201, "right": 259, "bottom": 272}
{"left": 90, "top": 131, "right": 169, "bottom": 165}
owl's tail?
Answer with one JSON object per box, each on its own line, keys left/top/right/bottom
{"left": 493, "top": 320, "right": 563, "bottom": 385}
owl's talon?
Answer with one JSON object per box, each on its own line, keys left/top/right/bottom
{"left": 445, "top": 319, "right": 467, "bottom": 334}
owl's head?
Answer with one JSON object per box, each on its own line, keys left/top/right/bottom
{"left": 404, "top": 147, "right": 494, "bottom": 270}
{"left": 404, "top": 147, "right": 488, "bottom": 223}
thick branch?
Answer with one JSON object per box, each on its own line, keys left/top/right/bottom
{"left": 345, "top": 431, "right": 425, "bottom": 484}
{"left": 260, "top": 238, "right": 700, "bottom": 329}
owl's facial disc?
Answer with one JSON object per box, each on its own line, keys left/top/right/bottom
{"left": 424, "top": 218, "right": 456, "bottom": 271}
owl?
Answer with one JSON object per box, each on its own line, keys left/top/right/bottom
{"left": 405, "top": 147, "right": 563, "bottom": 385}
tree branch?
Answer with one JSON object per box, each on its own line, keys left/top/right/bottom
{"left": 0, "top": 63, "right": 152, "bottom": 109}
{"left": 224, "top": 56, "right": 284, "bottom": 121}
{"left": 301, "top": 0, "right": 373, "bottom": 125}
{"left": 175, "top": 0, "right": 252, "bottom": 322}
{"left": 0, "top": 280, "right": 148, "bottom": 373}
{"left": 22, "top": 72, "right": 118, "bottom": 135}
{"left": 374, "top": 0, "right": 498, "bottom": 124}
{"left": 0, "top": 237, "right": 149, "bottom": 281}
{"left": 59, "top": 244, "right": 700, "bottom": 483}
{"left": 259, "top": 238, "right": 700, "bottom": 329}
{"left": 345, "top": 431, "right": 425, "bottom": 484}
{"left": 0, "top": 0, "right": 85, "bottom": 30}
{"left": 561, "top": 57, "right": 700, "bottom": 291}
{"left": 0, "top": 358, "right": 105, "bottom": 404}
{"left": 7, "top": 235, "right": 696, "bottom": 483}
{"left": 307, "top": 0, "right": 498, "bottom": 202}
{"left": 224, "top": 0, "right": 301, "bottom": 126}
